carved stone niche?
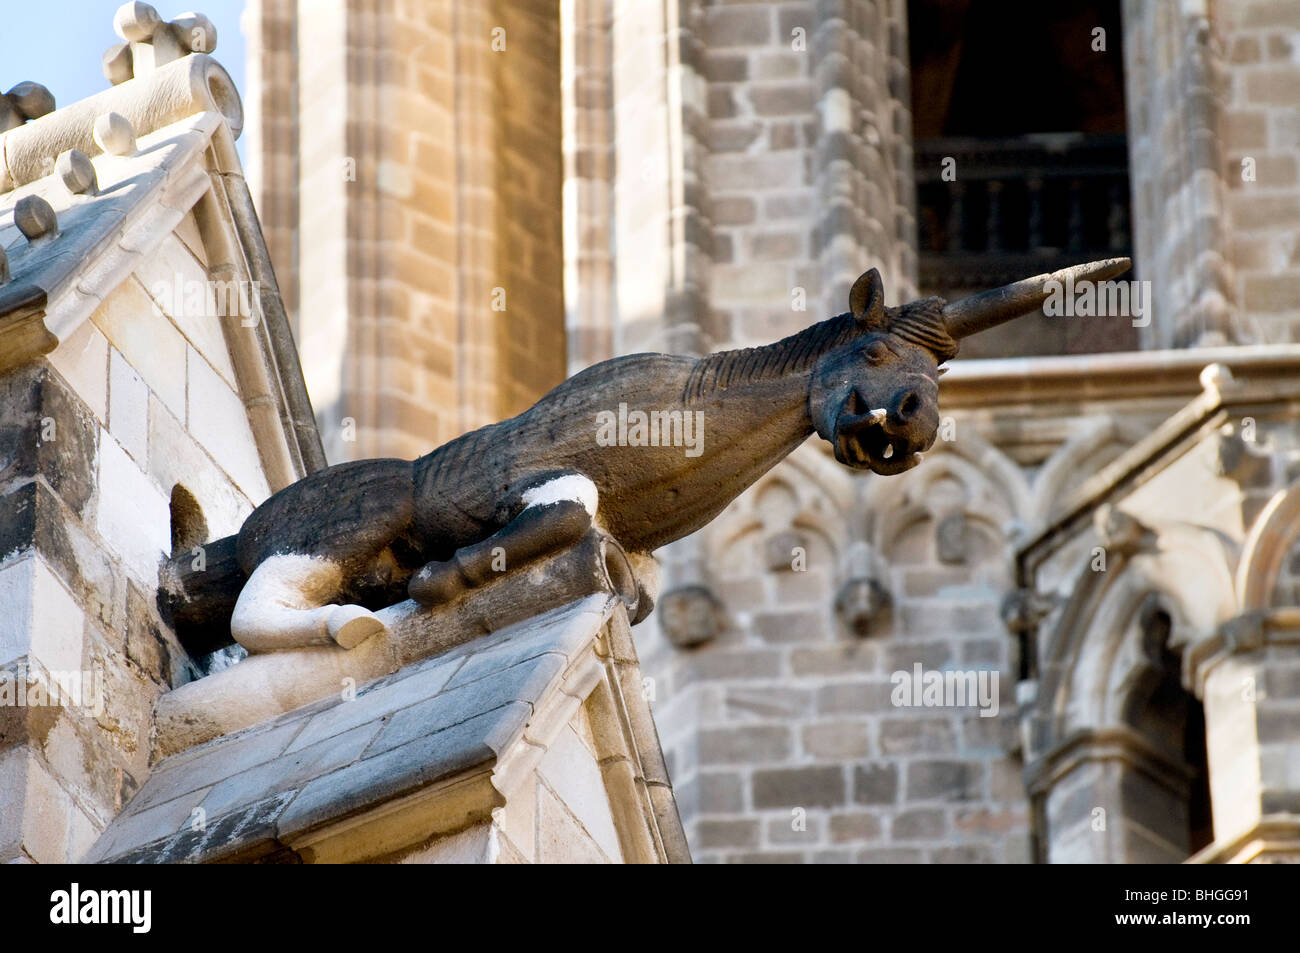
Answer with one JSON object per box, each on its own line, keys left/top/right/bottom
{"left": 764, "top": 529, "right": 810, "bottom": 572}
{"left": 834, "top": 540, "right": 892, "bottom": 637}
{"left": 935, "top": 511, "right": 970, "bottom": 565}
{"left": 658, "top": 585, "right": 725, "bottom": 649}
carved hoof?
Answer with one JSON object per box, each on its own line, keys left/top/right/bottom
{"left": 407, "top": 560, "right": 465, "bottom": 606}
{"left": 327, "top": 604, "right": 386, "bottom": 649}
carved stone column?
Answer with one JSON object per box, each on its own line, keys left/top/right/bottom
{"left": 1189, "top": 612, "right": 1300, "bottom": 862}
{"left": 286, "top": 0, "right": 569, "bottom": 462}
{"left": 1121, "top": 0, "right": 1238, "bottom": 347}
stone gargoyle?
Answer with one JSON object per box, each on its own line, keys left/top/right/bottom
{"left": 164, "top": 258, "right": 1130, "bottom": 655}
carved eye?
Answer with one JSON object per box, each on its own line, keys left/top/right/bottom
{"left": 863, "top": 341, "right": 890, "bottom": 365}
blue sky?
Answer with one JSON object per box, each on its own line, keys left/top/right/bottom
{"left": 2, "top": 1, "right": 248, "bottom": 125}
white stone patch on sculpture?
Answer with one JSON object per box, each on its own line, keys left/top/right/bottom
{"left": 230, "top": 552, "right": 386, "bottom": 653}
{"left": 522, "top": 472, "right": 599, "bottom": 516}
{"left": 155, "top": 530, "right": 645, "bottom": 755}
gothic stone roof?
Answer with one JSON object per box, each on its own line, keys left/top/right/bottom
{"left": 0, "top": 41, "right": 324, "bottom": 476}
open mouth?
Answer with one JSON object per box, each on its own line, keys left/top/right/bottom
{"left": 834, "top": 406, "right": 917, "bottom": 474}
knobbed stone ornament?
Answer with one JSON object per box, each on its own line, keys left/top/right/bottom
{"left": 165, "top": 258, "right": 1131, "bottom": 654}
{"left": 56, "top": 149, "right": 99, "bottom": 196}
{"left": 0, "top": 81, "right": 55, "bottom": 133}
{"left": 13, "top": 195, "right": 58, "bottom": 241}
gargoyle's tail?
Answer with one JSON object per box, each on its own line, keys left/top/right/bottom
{"left": 157, "top": 534, "right": 245, "bottom": 657}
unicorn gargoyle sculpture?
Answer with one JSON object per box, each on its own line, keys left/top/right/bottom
{"left": 166, "top": 258, "right": 1129, "bottom": 654}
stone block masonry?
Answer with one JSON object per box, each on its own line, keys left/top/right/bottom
{"left": 0, "top": 272, "right": 268, "bottom": 862}
{"left": 268, "top": 0, "right": 569, "bottom": 464}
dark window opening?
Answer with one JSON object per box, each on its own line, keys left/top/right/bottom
{"left": 908, "top": 0, "right": 1136, "bottom": 357}
{"left": 1125, "top": 606, "right": 1215, "bottom": 857}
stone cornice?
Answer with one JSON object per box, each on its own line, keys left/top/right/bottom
{"left": 1024, "top": 724, "right": 1195, "bottom": 800}
{"left": 1187, "top": 814, "right": 1300, "bottom": 864}
{"left": 1187, "top": 608, "right": 1300, "bottom": 697}
{"left": 942, "top": 345, "right": 1300, "bottom": 410}
{"left": 0, "top": 54, "right": 241, "bottom": 193}
{"left": 1013, "top": 358, "right": 1300, "bottom": 571}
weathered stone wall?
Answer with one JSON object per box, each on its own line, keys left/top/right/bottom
{"left": 637, "top": 433, "right": 1031, "bottom": 864}
{"left": 1019, "top": 363, "right": 1300, "bottom": 863}
{"left": 0, "top": 221, "right": 266, "bottom": 862}
{"left": 265, "top": 0, "right": 568, "bottom": 464}
{"left": 1218, "top": 1, "right": 1300, "bottom": 344}
{"left": 1123, "top": 0, "right": 1300, "bottom": 348}
{"left": 244, "top": 0, "right": 300, "bottom": 334}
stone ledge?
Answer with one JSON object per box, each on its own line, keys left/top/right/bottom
{"left": 154, "top": 530, "right": 641, "bottom": 755}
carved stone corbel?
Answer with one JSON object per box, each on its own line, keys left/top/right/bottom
{"left": 658, "top": 585, "right": 725, "bottom": 649}
{"left": 834, "top": 540, "right": 891, "bottom": 637}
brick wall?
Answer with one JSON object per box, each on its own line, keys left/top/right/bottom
{"left": 244, "top": 0, "right": 300, "bottom": 334}
{"left": 262, "top": 0, "right": 568, "bottom": 464}
{"left": 1219, "top": 0, "right": 1300, "bottom": 343}
{"left": 639, "top": 438, "right": 1031, "bottom": 864}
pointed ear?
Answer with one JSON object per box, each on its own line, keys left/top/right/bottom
{"left": 849, "top": 269, "right": 886, "bottom": 327}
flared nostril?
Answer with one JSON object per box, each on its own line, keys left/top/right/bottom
{"left": 897, "top": 391, "right": 921, "bottom": 420}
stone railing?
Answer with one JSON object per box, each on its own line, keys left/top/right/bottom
{"left": 915, "top": 134, "right": 1132, "bottom": 294}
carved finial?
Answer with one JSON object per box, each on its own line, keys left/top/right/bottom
{"left": 56, "top": 149, "right": 98, "bottom": 196}
{"left": 764, "top": 529, "right": 808, "bottom": 572}
{"left": 835, "top": 576, "right": 891, "bottom": 637}
{"left": 93, "top": 112, "right": 137, "bottom": 156}
{"left": 170, "top": 12, "right": 218, "bottom": 54}
{"left": 109, "top": 3, "right": 214, "bottom": 81}
{"left": 834, "top": 540, "right": 891, "bottom": 637}
{"left": 103, "top": 42, "right": 135, "bottom": 86}
{"left": 1199, "top": 362, "right": 1238, "bottom": 401}
{"left": 14, "top": 195, "right": 58, "bottom": 241}
{"left": 114, "top": 1, "right": 163, "bottom": 42}
{"left": 1000, "top": 588, "right": 1055, "bottom": 635}
{"left": 935, "top": 512, "right": 970, "bottom": 565}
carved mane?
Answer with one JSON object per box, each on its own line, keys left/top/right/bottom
{"left": 683, "top": 312, "right": 858, "bottom": 403}
{"left": 682, "top": 301, "right": 958, "bottom": 403}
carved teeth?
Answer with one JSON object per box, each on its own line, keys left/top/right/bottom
{"left": 866, "top": 408, "right": 888, "bottom": 424}
{"left": 883, "top": 444, "right": 894, "bottom": 459}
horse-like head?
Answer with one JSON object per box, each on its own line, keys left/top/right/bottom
{"left": 811, "top": 258, "right": 1132, "bottom": 476}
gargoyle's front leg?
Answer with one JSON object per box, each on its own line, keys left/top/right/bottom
{"left": 408, "top": 474, "right": 598, "bottom": 606}
{"left": 231, "top": 554, "right": 387, "bottom": 652}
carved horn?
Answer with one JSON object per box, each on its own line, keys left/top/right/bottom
{"left": 940, "top": 257, "right": 1132, "bottom": 340}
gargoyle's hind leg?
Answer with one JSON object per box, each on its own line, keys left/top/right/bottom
{"left": 231, "top": 554, "right": 387, "bottom": 652}
{"left": 408, "top": 473, "right": 597, "bottom": 606}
